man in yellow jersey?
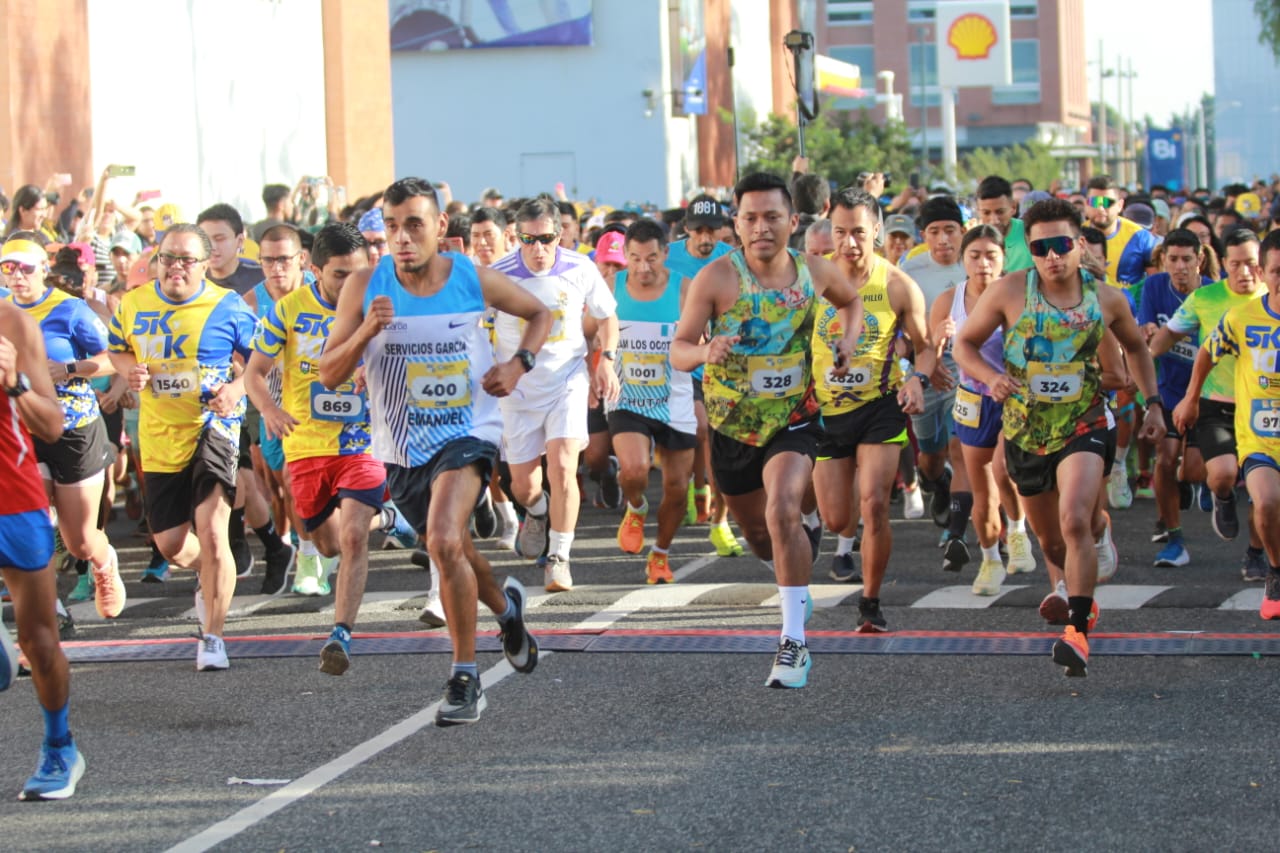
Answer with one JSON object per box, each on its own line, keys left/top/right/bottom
{"left": 1085, "top": 174, "right": 1160, "bottom": 286}
{"left": 811, "top": 189, "right": 932, "bottom": 632}
{"left": 1179, "top": 231, "right": 1280, "bottom": 619}
{"left": 672, "top": 172, "right": 864, "bottom": 690}
{"left": 956, "top": 198, "right": 1164, "bottom": 679}
{"left": 108, "top": 224, "right": 259, "bottom": 672}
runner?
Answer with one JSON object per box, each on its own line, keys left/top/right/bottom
{"left": 954, "top": 198, "right": 1163, "bottom": 678}
{"left": 811, "top": 188, "right": 929, "bottom": 600}
{"left": 672, "top": 172, "right": 864, "bottom": 689}
{"left": 108, "top": 223, "right": 258, "bottom": 671}
{"left": 319, "top": 178, "right": 547, "bottom": 725}
{"left": 0, "top": 248, "right": 86, "bottom": 799}
{"left": 609, "top": 219, "right": 696, "bottom": 584}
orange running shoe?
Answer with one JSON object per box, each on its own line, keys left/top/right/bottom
{"left": 1261, "top": 570, "right": 1280, "bottom": 620}
{"left": 92, "top": 546, "right": 126, "bottom": 619}
{"left": 646, "top": 550, "right": 674, "bottom": 584}
{"left": 617, "top": 503, "right": 647, "bottom": 554}
{"left": 1051, "top": 626, "right": 1089, "bottom": 677}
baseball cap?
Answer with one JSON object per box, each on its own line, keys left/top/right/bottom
{"left": 1124, "top": 203, "right": 1155, "bottom": 230}
{"left": 884, "top": 214, "right": 917, "bottom": 238}
{"left": 0, "top": 236, "right": 46, "bottom": 266}
{"left": 595, "top": 231, "right": 627, "bottom": 266}
{"left": 65, "top": 242, "right": 95, "bottom": 269}
{"left": 110, "top": 231, "right": 143, "bottom": 255}
{"left": 685, "top": 194, "right": 726, "bottom": 229}
{"left": 1236, "top": 191, "right": 1263, "bottom": 217}
{"left": 482, "top": 187, "right": 504, "bottom": 202}
{"left": 126, "top": 252, "right": 155, "bottom": 289}
{"left": 1152, "top": 198, "right": 1171, "bottom": 221}
{"left": 153, "top": 203, "right": 182, "bottom": 234}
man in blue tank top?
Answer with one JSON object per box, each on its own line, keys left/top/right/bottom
{"left": 320, "top": 178, "right": 552, "bottom": 727}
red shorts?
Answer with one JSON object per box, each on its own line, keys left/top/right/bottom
{"left": 287, "top": 454, "right": 387, "bottom": 531}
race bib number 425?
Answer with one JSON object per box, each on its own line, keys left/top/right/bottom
{"left": 1025, "top": 361, "right": 1085, "bottom": 403}
{"left": 748, "top": 352, "right": 804, "bottom": 398}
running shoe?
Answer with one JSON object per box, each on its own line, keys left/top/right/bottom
{"left": 196, "top": 634, "right": 229, "bottom": 672}
{"left": 497, "top": 522, "right": 518, "bottom": 552}
{"left": 499, "top": 577, "right": 538, "bottom": 673}
{"left": 418, "top": 589, "right": 447, "bottom": 628}
{"left": 292, "top": 553, "right": 330, "bottom": 596}
{"left": 141, "top": 561, "right": 170, "bottom": 583}
{"left": 856, "top": 597, "right": 888, "bottom": 633}
{"left": 232, "top": 536, "right": 254, "bottom": 578}
{"left": 971, "top": 558, "right": 1006, "bottom": 596}
{"left": 0, "top": 622, "right": 16, "bottom": 692}
{"left": 1006, "top": 530, "right": 1036, "bottom": 574}
{"left": 599, "top": 457, "right": 623, "bottom": 510}
{"left": 92, "top": 546, "right": 126, "bottom": 619}
{"left": 1039, "top": 585, "right": 1069, "bottom": 625}
{"left": 1178, "top": 480, "right": 1193, "bottom": 511}
{"left": 617, "top": 503, "right": 647, "bottom": 554}
{"left": 1212, "top": 491, "right": 1240, "bottom": 541}
{"left": 902, "top": 483, "right": 925, "bottom": 520}
{"left": 684, "top": 481, "right": 698, "bottom": 526}
{"left": 828, "top": 552, "right": 861, "bottom": 583}
{"left": 709, "top": 523, "right": 743, "bottom": 557}
{"left": 260, "top": 543, "right": 296, "bottom": 596}
{"left": 57, "top": 607, "right": 76, "bottom": 641}
{"left": 1133, "top": 472, "right": 1154, "bottom": 500}
{"left": 1262, "top": 570, "right": 1280, "bottom": 621}
{"left": 1198, "top": 481, "right": 1213, "bottom": 513}
{"left": 472, "top": 492, "right": 498, "bottom": 540}
{"left": 1095, "top": 518, "right": 1118, "bottom": 583}
{"left": 435, "top": 672, "right": 486, "bottom": 727}
{"left": 803, "top": 520, "right": 822, "bottom": 563}
{"left": 765, "top": 637, "right": 811, "bottom": 689}
{"left": 68, "top": 574, "right": 93, "bottom": 603}
{"left": 319, "top": 625, "right": 352, "bottom": 676}
{"left": 694, "top": 487, "right": 711, "bottom": 524}
{"left": 544, "top": 555, "right": 573, "bottom": 592}
{"left": 517, "top": 499, "right": 550, "bottom": 560}
{"left": 645, "top": 551, "right": 674, "bottom": 585}
{"left": 1106, "top": 466, "right": 1133, "bottom": 510}
{"left": 1151, "top": 519, "right": 1169, "bottom": 544}
{"left": 928, "top": 466, "right": 953, "bottom": 528}
{"left": 942, "top": 535, "right": 970, "bottom": 573}
{"left": 381, "top": 502, "right": 419, "bottom": 550}
{"left": 19, "top": 740, "right": 85, "bottom": 801}
{"left": 1153, "top": 538, "right": 1190, "bottom": 568}
{"left": 1242, "top": 550, "right": 1269, "bottom": 583}
{"left": 1052, "top": 626, "right": 1089, "bottom": 677}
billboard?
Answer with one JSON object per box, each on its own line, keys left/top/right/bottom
{"left": 673, "top": 0, "right": 707, "bottom": 116}
{"left": 391, "top": 0, "right": 593, "bottom": 51}
{"left": 935, "top": 0, "right": 1011, "bottom": 88}
{"left": 1146, "top": 128, "right": 1186, "bottom": 191}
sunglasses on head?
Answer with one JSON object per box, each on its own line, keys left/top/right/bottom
{"left": 0, "top": 260, "right": 39, "bottom": 276}
{"left": 517, "top": 232, "right": 559, "bottom": 246}
{"left": 1088, "top": 196, "right": 1117, "bottom": 209}
{"left": 1028, "top": 236, "right": 1076, "bottom": 258}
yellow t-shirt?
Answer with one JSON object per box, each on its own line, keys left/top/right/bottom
{"left": 811, "top": 256, "right": 901, "bottom": 414}
{"left": 1209, "top": 294, "right": 1280, "bottom": 464}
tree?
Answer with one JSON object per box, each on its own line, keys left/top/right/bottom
{"left": 957, "top": 139, "right": 1064, "bottom": 190}
{"left": 1254, "top": 0, "right": 1280, "bottom": 60}
{"left": 737, "top": 105, "right": 914, "bottom": 189}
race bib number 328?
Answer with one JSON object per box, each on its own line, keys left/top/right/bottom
{"left": 748, "top": 353, "right": 804, "bottom": 399}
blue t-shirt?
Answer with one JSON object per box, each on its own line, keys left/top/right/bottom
{"left": 1137, "top": 272, "right": 1212, "bottom": 408}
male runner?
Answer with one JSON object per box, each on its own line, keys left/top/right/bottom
{"left": 672, "top": 172, "right": 864, "bottom": 689}
{"left": 358, "top": 207, "right": 388, "bottom": 264}
{"left": 955, "top": 198, "right": 1163, "bottom": 678}
{"left": 320, "top": 178, "right": 547, "bottom": 725}
{"left": 975, "top": 175, "right": 1034, "bottom": 273}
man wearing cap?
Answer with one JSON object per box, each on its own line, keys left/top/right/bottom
{"left": 883, "top": 214, "right": 917, "bottom": 266}
{"left": 108, "top": 231, "right": 143, "bottom": 290}
{"left": 358, "top": 208, "right": 388, "bottom": 264}
{"left": 976, "top": 176, "right": 1034, "bottom": 273}
{"left": 1086, "top": 174, "right": 1160, "bottom": 286}
{"left": 481, "top": 188, "right": 504, "bottom": 208}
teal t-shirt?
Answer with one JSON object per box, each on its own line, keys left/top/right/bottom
{"left": 1003, "top": 218, "right": 1034, "bottom": 273}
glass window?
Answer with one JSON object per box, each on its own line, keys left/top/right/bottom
{"left": 1010, "top": 2, "right": 1037, "bottom": 18}
{"left": 907, "top": 41, "right": 938, "bottom": 104}
{"left": 827, "top": 0, "right": 873, "bottom": 25}
{"left": 992, "top": 39, "right": 1040, "bottom": 105}
{"left": 907, "top": 1, "right": 936, "bottom": 21}
{"left": 828, "top": 45, "right": 877, "bottom": 110}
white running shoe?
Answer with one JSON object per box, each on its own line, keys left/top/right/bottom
{"left": 903, "top": 484, "right": 925, "bottom": 520}
{"left": 418, "top": 589, "right": 447, "bottom": 628}
{"left": 1106, "top": 466, "right": 1133, "bottom": 510}
{"left": 971, "top": 558, "right": 1007, "bottom": 596}
{"left": 544, "top": 555, "right": 573, "bottom": 592}
{"left": 1006, "top": 530, "right": 1037, "bottom": 574}
{"left": 1096, "top": 521, "right": 1118, "bottom": 583}
{"left": 196, "top": 634, "right": 229, "bottom": 671}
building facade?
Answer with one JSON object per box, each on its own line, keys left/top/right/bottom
{"left": 1213, "top": 0, "right": 1280, "bottom": 186}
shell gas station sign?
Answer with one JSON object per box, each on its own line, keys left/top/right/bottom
{"left": 936, "top": 1, "right": 1012, "bottom": 88}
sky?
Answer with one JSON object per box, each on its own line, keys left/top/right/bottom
{"left": 1083, "top": 0, "right": 1214, "bottom": 126}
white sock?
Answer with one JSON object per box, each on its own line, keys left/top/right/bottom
{"left": 429, "top": 559, "right": 441, "bottom": 593}
{"left": 1114, "top": 445, "right": 1129, "bottom": 469}
{"left": 779, "top": 586, "right": 808, "bottom": 644}
{"left": 836, "top": 535, "right": 856, "bottom": 556}
{"left": 496, "top": 499, "right": 517, "bottom": 526}
{"left": 981, "top": 543, "right": 1002, "bottom": 562}
{"left": 629, "top": 496, "right": 649, "bottom": 514}
{"left": 801, "top": 510, "right": 820, "bottom": 528}
{"left": 300, "top": 539, "right": 319, "bottom": 557}
{"left": 549, "top": 530, "right": 573, "bottom": 559}
{"left": 1009, "top": 516, "right": 1026, "bottom": 534}
{"left": 527, "top": 493, "right": 548, "bottom": 516}
{"left": 55, "top": 597, "right": 68, "bottom": 618}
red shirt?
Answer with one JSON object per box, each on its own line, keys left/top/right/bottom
{"left": 0, "top": 396, "right": 49, "bottom": 515}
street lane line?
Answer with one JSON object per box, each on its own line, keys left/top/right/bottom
{"left": 1093, "top": 584, "right": 1172, "bottom": 609}
{"left": 912, "top": 585, "right": 1029, "bottom": 609}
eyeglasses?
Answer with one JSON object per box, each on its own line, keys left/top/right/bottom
{"left": 157, "top": 253, "right": 207, "bottom": 268}
{"left": 0, "top": 260, "right": 39, "bottom": 276}
{"left": 517, "top": 232, "right": 559, "bottom": 246}
{"left": 259, "top": 253, "right": 300, "bottom": 268}
{"left": 367, "top": 239, "right": 388, "bottom": 250}
{"left": 1028, "top": 236, "right": 1077, "bottom": 258}
{"left": 1088, "top": 196, "right": 1117, "bottom": 210}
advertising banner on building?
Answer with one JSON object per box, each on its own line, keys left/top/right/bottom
{"left": 1146, "top": 128, "right": 1186, "bottom": 190}
{"left": 391, "top": 0, "right": 593, "bottom": 51}
{"left": 935, "top": 0, "right": 1011, "bottom": 88}
{"left": 674, "top": 0, "right": 707, "bottom": 115}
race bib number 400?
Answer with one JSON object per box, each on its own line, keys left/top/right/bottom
{"left": 1026, "top": 361, "right": 1085, "bottom": 403}
{"left": 150, "top": 360, "right": 199, "bottom": 398}
{"left": 407, "top": 361, "right": 471, "bottom": 408}
{"left": 310, "top": 383, "right": 365, "bottom": 423}
{"left": 1252, "top": 399, "right": 1280, "bottom": 437}
{"left": 748, "top": 352, "right": 804, "bottom": 399}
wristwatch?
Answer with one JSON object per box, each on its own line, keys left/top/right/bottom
{"left": 514, "top": 349, "right": 536, "bottom": 373}
{"left": 65, "top": 361, "right": 77, "bottom": 375}
{"left": 601, "top": 350, "right": 617, "bottom": 361}
{"left": 910, "top": 371, "right": 929, "bottom": 385}
{"left": 5, "top": 372, "right": 31, "bottom": 398}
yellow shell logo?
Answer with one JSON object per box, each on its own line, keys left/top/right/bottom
{"left": 947, "top": 13, "right": 998, "bottom": 60}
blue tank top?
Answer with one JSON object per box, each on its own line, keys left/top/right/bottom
{"left": 360, "top": 253, "right": 502, "bottom": 467}
{"left": 608, "top": 270, "right": 695, "bottom": 433}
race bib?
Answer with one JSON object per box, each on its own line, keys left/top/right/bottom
{"left": 1170, "top": 339, "right": 1198, "bottom": 362}
{"left": 621, "top": 351, "right": 665, "bottom": 387}
{"left": 748, "top": 352, "right": 804, "bottom": 398}
{"left": 519, "top": 307, "right": 567, "bottom": 344}
{"left": 1026, "top": 361, "right": 1085, "bottom": 403}
{"left": 310, "top": 383, "right": 365, "bottom": 423}
{"left": 406, "top": 361, "right": 471, "bottom": 408}
{"left": 953, "top": 386, "right": 982, "bottom": 428}
{"left": 824, "top": 357, "right": 874, "bottom": 392}
{"left": 150, "top": 360, "right": 199, "bottom": 398}
{"left": 1252, "top": 399, "right": 1280, "bottom": 437}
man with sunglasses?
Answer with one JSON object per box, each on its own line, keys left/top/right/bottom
{"left": 491, "top": 196, "right": 620, "bottom": 592}
{"left": 108, "top": 223, "right": 258, "bottom": 672}
{"left": 1085, "top": 175, "right": 1160, "bottom": 286}
{"left": 955, "top": 198, "right": 1164, "bottom": 679}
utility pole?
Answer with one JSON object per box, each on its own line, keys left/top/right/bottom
{"left": 918, "top": 26, "right": 929, "bottom": 182}
{"left": 1097, "top": 40, "right": 1108, "bottom": 176}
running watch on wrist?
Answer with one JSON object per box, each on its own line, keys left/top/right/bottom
{"left": 911, "top": 371, "right": 929, "bottom": 385}
{"left": 5, "top": 372, "right": 31, "bottom": 397}
{"left": 65, "top": 361, "right": 77, "bottom": 375}
{"left": 514, "top": 349, "right": 536, "bottom": 372}
{"left": 601, "top": 350, "right": 617, "bottom": 361}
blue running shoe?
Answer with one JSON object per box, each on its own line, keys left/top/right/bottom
{"left": 0, "top": 624, "right": 17, "bottom": 692}
{"left": 319, "top": 625, "right": 351, "bottom": 676}
{"left": 1198, "top": 482, "right": 1213, "bottom": 513}
{"left": 20, "top": 740, "right": 85, "bottom": 801}
{"left": 142, "top": 560, "right": 170, "bottom": 583}
{"left": 1153, "top": 539, "right": 1191, "bottom": 568}
{"left": 381, "top": 502, "right": 419, "bottom": 550}
{"left": 765, "top": 637, "right": 811, "bottom": 688}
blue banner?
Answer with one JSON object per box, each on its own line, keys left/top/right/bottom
{"left": 683, "top": 49, "right": 707, "bottom": 115}
{"left": 1146, "top": 128, "right": 1185, "bottom": 191}
{"left": 391, "top": 1, "right": 592, "bottom": 51}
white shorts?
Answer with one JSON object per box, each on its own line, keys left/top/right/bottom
{"left": 500, "top": 375, "right": 590, "bottom": 465}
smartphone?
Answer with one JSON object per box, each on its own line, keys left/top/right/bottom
{"left": 909, "top": 172, "right": 920, "bottom": 190}
{"left": 137, "top": 189, "right": 162, "bottom": 202}
{"left": 443, "top": 236, "right": 465, "bottom": 253}
{"left": 107, "top": 165, "right": 136, "bottom": 178}
{"left": 55, "top": 172, "right": 73, "bottom": 187}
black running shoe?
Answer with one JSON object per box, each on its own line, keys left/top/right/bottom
{"left": 231, "top": 536, "right": 254, "bottom": 579}
{"left": 856, "top": 596, "right": 888, "bottom": 633}
{"left": 435, "top": 672, "right": 486, "bottom": 726}
{"left": 942, "top": 535, "right": 970, "bottom": 573}
{"left": 600, "top": 457, "right": 623, "bottom": 511}
{"left": 499, "top": 577, "right": 538, "bottom": 674}
{"left": 260, "top": 544, "right": 296, "bottom": 596}
{"left": 1151, "top": 520, "right": 1169, "bottom": 544}
{"left": 804, "top": 521, "right": 822, "bottom": 564}
{"left": 472, "top": 493, "right": 498, "bottom": 540}
{"left": 1178, "top": 480, "right": 1192, "bottom": 511}
{"left": 1212, "top": 492, "right": 1239, "bottom": 541}
{"left": 828, "top": 552, "right": 861, "bottom": 583}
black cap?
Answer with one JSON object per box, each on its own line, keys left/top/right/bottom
{"left": 685, "top": 194, "right": 726, "bottom": 229}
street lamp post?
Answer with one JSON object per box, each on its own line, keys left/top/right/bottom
{"left": 917, "top": 25, "right": 929, "bottom": 182}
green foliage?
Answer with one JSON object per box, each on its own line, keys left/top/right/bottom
{"left": 738, "top": 106, "right": 914, "bottom": 188}
{"left": 957, "top": 139, "right": 1063, "bottom": 190}
{"left": 1254, "top": 0, "right": 1280, "bottom": 60}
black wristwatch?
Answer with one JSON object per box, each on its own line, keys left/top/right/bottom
{"left": 601, "top": 349, "right": 617, "bottom": 361}
{"left": 6, "top": 372, "right": 31, "bottom": 398}
{"left": 65, "top": 361, "right": 77, "bottom": 375}
{"left": 514, "top": 349, "right": 536, "bottom": 373}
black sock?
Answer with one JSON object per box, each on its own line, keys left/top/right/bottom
{"left": 1249, "top": 546, "right": 1265, "bottom": 558}
{"left": 254, "top": 522, "right": 285, "bottom": 555}
{"left": 862, "top": 596, "right": 880, "bottom": 608}
{"left": 229, "top": 508, "right": 246, "bottom": 542}
{"left": 336, "top": 622, "right": 352, "bottom": 634}
{"left": 1068, "top": 596, "right": 1093, "bottom": 635}
{"left": 148, "top": 543, "right": 165, "bottom": 569}
{"left": 947, "top": 492, "right": 973, "bottom": 539}
{"left": 75, "top": 559, "right": 89, "bottom": 576}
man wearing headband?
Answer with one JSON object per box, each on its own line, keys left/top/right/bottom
{"left": 359, "top": 207, "right": 388, "bottom": 264}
